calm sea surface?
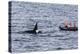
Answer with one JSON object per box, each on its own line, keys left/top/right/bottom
{"left": 9, "top": 1, "right": 78, "bottom": 53}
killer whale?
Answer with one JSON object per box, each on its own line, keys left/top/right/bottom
{"left": 18, "top": 22, "right": 41, "bottom": 34}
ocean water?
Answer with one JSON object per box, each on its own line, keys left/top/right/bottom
{"left": 9, "top": 1, "right": 78, "bottom": 53}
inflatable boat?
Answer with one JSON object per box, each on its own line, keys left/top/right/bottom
{"left": 59, "top": 26, "right": 78, "bottom": 31}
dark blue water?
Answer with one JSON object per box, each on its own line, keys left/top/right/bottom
{"left": 10, "top": 1, "right": 78, "bottom": 53}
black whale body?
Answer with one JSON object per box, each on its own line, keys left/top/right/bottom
{"left": 21, "top": 30, "right": 41, "bottom": 34}
{"left": 18, "top": 22, "right": 42, "bottom": 34}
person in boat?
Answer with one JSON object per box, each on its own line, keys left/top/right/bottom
{"left": 73, "top": 21, "right": 76, "bottom": 28}
{"left": 64, "top": 20, "right": 68, "bottom": 28}
{"left": 64, "top": 20, "right": 77, "bottom": 28}
{"left": 68, "top": 21, "right": 72, "bottom": 27}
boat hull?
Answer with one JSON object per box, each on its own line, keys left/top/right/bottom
{"left": 59, "top": 26, "right": 78, "bottom": 31}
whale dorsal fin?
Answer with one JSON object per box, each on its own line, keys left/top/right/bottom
{"left": 33, "top": 22, "right": 38, "bottom": 31}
